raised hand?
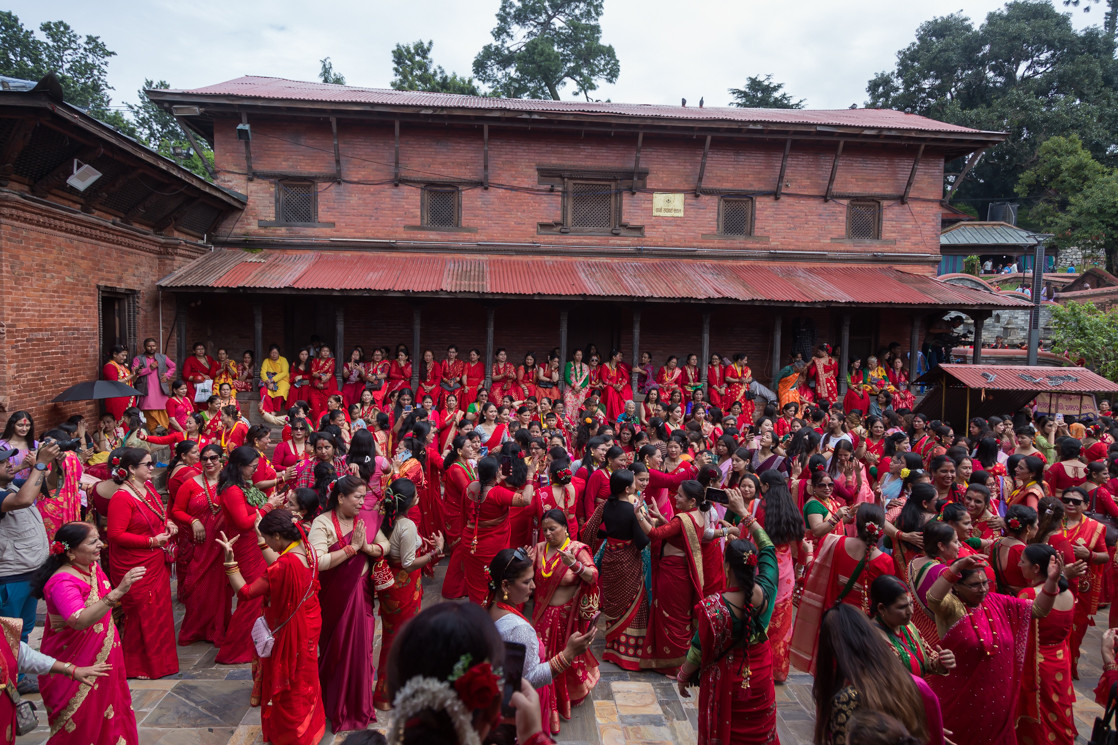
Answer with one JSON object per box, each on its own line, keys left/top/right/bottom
{"left": 118, "top": 566, "right": 146, "bottom": 594}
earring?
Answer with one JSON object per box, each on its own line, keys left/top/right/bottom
{"left": 502, "top": 590, "right": 509, "bottom": 601}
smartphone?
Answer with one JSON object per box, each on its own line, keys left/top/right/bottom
{"left": 706, "top": 487, "right": 730, "bottom": 505}
{"left": 500, "top": 456, "right": 514, "bottom": 477}
{"left": 501, "top": 641, "right": 527, "bottom": 717}
{"left": 405, "top": 405, "right": 414, "bottom": 413}
{"left": 1055, "top": 413, "right": 1064, "bottom": 424}
{"left": 479, "top": 446, "right": 489, "bottom": 457}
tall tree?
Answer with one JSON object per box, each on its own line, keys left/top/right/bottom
{"left": 472, "top": 0, "right": 619, "bottom": 100}
{"left": 1063, "top": 0, "right": 1118, "bottom": 39}
{"left": 867, "top": 2, "right": 1118, "bottom": 206}
{"left": 128, "top": 80, "right": 214, "bottom": 180}
{"left": 391, "top": 40, "right": 480, "bottom": 95}
{"left": 319, "top": 57, "right": 345, "bottom": 85}
{"left": 728, "top": 75, "right": 804, "bottom": 109}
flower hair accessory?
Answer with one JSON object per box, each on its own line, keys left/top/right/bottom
{"left": 388, "top": 653, "right": 502, "bottom": 745}
{"left": 583, "top": 416, "right": 594, "bottom": 425}
{"left": 112, "top": 466, "right": 128, "bottom": 481}
{"left": 110, "top": 455, "right": 121, "bottom": 466}
{"left": 49, "top": 540, "right": 69, "bottom": 556}
{"left": 448, "top": 654, "right": 502, "bottom": 711}
{"left": 556, "top": 467, "right": 572, "bottom": 481}
{"left": 742, "top": 551, "right": 759, "bottom": 567}
{"left": 864, "top": 522, "right": 883, "bottom": 540}
{"left": 900, "top": 467, "right": 910, "bottom": 479}
{"left": 813, "top": 463, "right": 826, "bottom": 473}
{"left": 1007, "top": 517, "right": 1022, "bottom": 530}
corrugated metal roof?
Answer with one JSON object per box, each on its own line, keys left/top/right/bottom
{"left": 920, "top": 364, "right": 1118, "bottom": 393}
{"left": 940, "top": 222, "right": 1046, "bottom": 247}
{"left": 162, "top": 76, "right": 995, "bottom": 136}
{"left": 159, "top": 249, "right": 1031, "bottom": 309}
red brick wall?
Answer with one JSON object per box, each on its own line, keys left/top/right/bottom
{"left": 0, "top": 195, "right": 204, "bottom": 428}
{"left": 210, "top": 117, "right": 944, "bottom": 260}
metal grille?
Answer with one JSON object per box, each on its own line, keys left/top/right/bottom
{"left": 569, "top": 181, "right": 614, "bottom": 228}
{"left": 719, "top": 197, "right": 752, "bottom": 236}
{"left": 277, "top": 181, "right": 315, "bottom": 223}
{"left": 846, "top": 200, "right": 881, "bottom": 240}
{"left": 424, "top": 186, "right": 459, "bottom": 227}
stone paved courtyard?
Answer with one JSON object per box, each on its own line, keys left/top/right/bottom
{"left": 15, "top": 564, "right": 1113, "bottom": 744}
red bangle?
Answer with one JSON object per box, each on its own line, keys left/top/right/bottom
{"left": 942, "top": 568, "right": 962, "bottom": 584}
{"left": 1041, "top": 586, "right": 1060, "bottom": 597}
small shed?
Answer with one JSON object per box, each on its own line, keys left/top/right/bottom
{"left": 914, "top": 364, "right": 1118, "bottom": 423}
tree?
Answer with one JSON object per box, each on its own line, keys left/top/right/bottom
{"left": 319, "top": 57, "right": 345, "bottom": 85}
{"left": 728, "top": 75, "right": 804, "bottom": 109}
{"left": 128, "top": 80, "right": 214, "bottom": 180}
{"left": 1050, "top": 301, "right": 1118, "bottom": 379}
{"left": 391, "top": 40, "right": 480, "bottom": 95}
{"left": 867, "top": 2, "right": 1118, "bottom": 206}
{"left": 1063, "top": 0, "right": 1118, "bottom": 39}
{"left": 472, "top": 0, "right": 619, "bottom": 100}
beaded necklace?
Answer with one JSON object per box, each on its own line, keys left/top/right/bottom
{"left": 123, "top": 481, "right": 166, "bottom": 523}
{"left": 200, "top": 474, "right": 221, "bottom": 514}
{"left": 965, "top": 601, "right": 999, "bottom": 656}
{"left": 876, "top": 618, "right": 923, "bottom": 673}
{"left": 539, "top": 537, "right": 571, "bottom": 578}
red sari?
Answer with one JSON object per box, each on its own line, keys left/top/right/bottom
{"left": 439, "top": 358, "right": 466, "bottom": 409}
{"left": 172, "top": 476, "right": 233, "bottom": 646}
{"left": 216, "top": 486, "right": 268, "bottom": 665}
{"left": 705, "top": 364, "right": 727, "bottom": 410}
{"left": 807, "top": 355, "right": 839, "bottom": 404}
{"left": 514, "top": 364, "right": 538, "bottom": 402}
{"left": 656, "top": 366, "right": 683, "bottom": 402}
{"left": 238, "top": 550, "right": 325, "bottom": 745}
{"left": 418, "top": 360, "right": 442, "bottom": 402}
{"left": 309, "top": 358, "right": 337, "bottom": 423}
{"left": 490, "top": 362, "right": 516, "bottom": 402}
{"left": 340, "top": 362, "right": 367, "bottom": 408}
{"left": 1052, "top": 516, "right": 1106, "bottom": 676}
{"left": 102, "top": 360, "right": 135, "bottom": 422}
{"left": 288, "top": 364, "right": 313, "bottom": 407}
{"left": 682, "top": 364, "right": 703, "bottom": 397}
{"left": 106, "top": 483, "right": 179, "bottom": 679}
{"left": 167, "top": 464, "right": 200, "bottom": 601}
{"left": 461, "top": 484, "right": 516, "bottom": 605}
{"left": 384, "top": 360, "right": 413, "bottom": 400}
{"left": 374, "top": 518, "right": 426, "bottom": 710}
{"left": 599, "top": 363, "right": 632, "bottom": 422}
{"left": 532, "top": 540, "right": 600, "bottom": 731}
{"left": 1016, "top": 587, "right": 1075, "bottom": 745}
{"left": 440, "top": 460, "right": 475, "bottom": 600}
{"left": 183, "top": 355, "right": 217, "bottom": 410}
{"left": 461, "top": 361, "right": 486, "bottom": 407}
{"left": 725, "top": 363, "right": 755, "bottom": 423}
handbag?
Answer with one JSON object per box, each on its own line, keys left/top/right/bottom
{"left": 193, "top": 379, "right": 213, "bottom": 403}
{"left": 1090, "top": 682, "right": 1118, "bottom": 745}
{"left": 440, "top": 380, "right": 462, "bottom": 392}
{"left": 4, "top": 684, "right": 37, "bottom": 736}
{"left": 1088, "top": 489, "right": 1118, "bottom": 547}
{"left": 251, "top": 565, "right": 316, "bottom": 658}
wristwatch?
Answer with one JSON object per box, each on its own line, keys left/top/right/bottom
{"left": 34, "top": 463, "right": 48, "bottom": 472}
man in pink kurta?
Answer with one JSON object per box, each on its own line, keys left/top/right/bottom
{"left": 132, "top": 338, "right": 176, "bottom": 431}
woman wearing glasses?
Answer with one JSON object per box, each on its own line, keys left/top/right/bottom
{"left": 171, "top": 443, "right": 232, "bottom": 646}
{"left": 106, "top": 447, "right": 180, "bottom": 679}
{"left": 801, "top": 467, "right": 850, "bottom": 552}
{"left": 273, "top": 414, "right": 313, "bottom": 472}
{"left": 1050, "top": 485, "right": 1107, "bottom": 679}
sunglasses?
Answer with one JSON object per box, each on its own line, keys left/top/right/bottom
{"left": 138, "top": 461, "right": 154, "bottom": 468}
{"left": 291, "top": 425, "right": 308, "bottom": 431}
{"left": 817, "top": 483, "right": 835, "bottom": 489}
{"left": 1060, "top": 497, "right": 1085, "bottom": 506}
{"left": 200, "top": 455, "right": 222, "bottom": 463}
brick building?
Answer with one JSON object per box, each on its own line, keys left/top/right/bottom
{"left": 0, "top": 76, "right": 244, "bottom": 424}
{"left": 149, "top": 76, "right": 1028, "bottom": 394}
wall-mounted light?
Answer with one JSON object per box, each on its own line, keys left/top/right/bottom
{"left": 66, "top": 160, "right": 102, "bottom": 192}
{"left": 236, "top": 123, "right": 251, "bottom": 141}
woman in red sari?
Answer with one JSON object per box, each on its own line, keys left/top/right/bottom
{"left": 182, "top": 342, "right": 217, "bottom": 412}
{"left": 807, "top": 344, "right": 839, "bottom": 405}
{"left": 461, "top": 348, "right": 486, "bottom": 409}
{"left": 164, "top": 379, "right": 194, "bottom": 434}
{"left": 287, "top": 348, "right": 313, "bottom": 408}
{"left": 440, "top": 435, "right": 479, "bottom": 600}
{"left": 1016, "top": 544, "right": 1077, "bottom": 745}
{"left": 384, "top": 345, "right": 414, "bottom": 402}
{"left": 102, "top": 345, "right": 136, "bottom": 423}
{"left": 340, "top": 347, "right": 368, "bottom": 409}
{"left": 309, "top": 346, "right": 338, "bottom": 424}
{"left": 724, "top": 354, "right": 755, "bottom": 424}
{"left": 172, "top": 443, "right": 232, "bottom": 646}
{"left": 888, "top": 359, "right": 916, "bottom": 411}
{"left": 105, "top": 447, "right": 180, "bottom": 679}
{"left": 416, "top": 349, "right": 442, "bottom": 405}
{"left": 32, "top": 522, "right": 143, "bottom": 745}
{"left": 371, "top": 478, "right": 445, "bottom": 709}
{"left": 656, "top": 355, "right": 683, "bottom": 403}
{"left": 680, "top": 353, "right": 702, "bottom": 400}
{"left": 439, "top": 345, "right": 466, "bottom": 410}
{"left": 636, "top": 480, "right": 725, "bottom": 674}
{"left": 1050, "top": 485, "right": 1108, "bottom": 678}
{"left": 460, "top": 456, "right": 533, "bottom": 604}
{"left": 705, "top": 354, "right": 727, "bottom": 412}
{"left": 166, "top": 440, "right": 201, "bottom": 602}
{"left": 218, "top": 509, "right": 325, "bottom": 745}
{"left": 513, "top": 352, "right": 538, "bottom": 403}
{"left": 532, "top": 509, "right": 600, "bottom": 732}
{"left": 599, "top": 350, "right": 632, "bottom": 423}
{"left": 308, "top": 475, "right": 383, "bottom": 731}
{"left": 489, "top": 347, "right": 516, "bottom": 403}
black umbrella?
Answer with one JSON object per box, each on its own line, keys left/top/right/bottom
{"left": 52, "top": 380, "right": 144, "bottom": 403}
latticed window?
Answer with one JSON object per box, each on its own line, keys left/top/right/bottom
{"left": 718, "top": 197, "right": 753, "bottom": 236}
{"left": 276, "top": 180, "right": 316, "bottom": 223}
{"left": 422, "top": 186, "right": 460, "bottom": 228}
{"left": 846, "top": 200, "right": 882, "bottom": 240}
{"left": 567, "top": 181, "right": 616, "bottom": 229}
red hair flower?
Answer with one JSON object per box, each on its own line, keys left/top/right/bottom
{"left": 743, "top": 551, "right": 759, "bottom": 567}
{"left": 864, "top": 522, "right": 883, "bottom": 539}
{"left": 49, "top": 540, "right": 68, "bottom": 556}
{"left": 452, "top": 661, "right": 500, "bottom": 711}
{"left": 1007, "top": 517, "right": 1021, "bottom": 531}
{"left": 557, "top": 468, "right": 572, "bottom": 481}
{"left": 110, "top": 456, "right": 121, "bottom": 466}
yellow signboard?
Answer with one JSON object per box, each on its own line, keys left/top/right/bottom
{"left": 652, "top": 192, "right": 685, "bottom": 217}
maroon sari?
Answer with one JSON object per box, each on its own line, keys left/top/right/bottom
{"left": 174, "top": 477, "right": 233, "bottom": 646}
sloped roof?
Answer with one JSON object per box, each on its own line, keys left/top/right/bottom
{"left": 917, "top": 364, "right": 1118, "bottom": 393}
{"left": 940, "top": 222, "right": 1048, "bottom": 247}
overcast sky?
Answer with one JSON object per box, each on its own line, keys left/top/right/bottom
{"left": 7, "top": 0, "right": 1099, "bottom": 112}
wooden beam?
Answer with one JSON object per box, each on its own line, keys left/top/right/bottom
{"left": 484, "top": 306, "right": 495, "bottom": 388}
{"left": 839, "top": 313, "right": 851, "bottom": 396}
{"left": 411, "top": 305, "right": 422, "bottom": 390}
{"left": 901, "top": 143, "right": 925, "bottom": 204}
{"left": 700, "top": 312, "right": 711, "bottom": 387}
{"left": 631, "top": 130, "right": 643, "bottom": 194}
{"left": 694, "top": 135, "right": 711, "bottom": 196}
{"left": 174, "top": 117, "right": 216, "bottom": 179}
{"left": 394, "top": 119, "right": 400, "bottom": 186}
{"left": 31, "top": 145, "right": 101, "bottom": 196}
{"left": 631, "top": 308, "right": 641, "bottom": 393}
{"left": 330, "top": 117, "right": 342, "bottom": 183}
{"left": 0, "top": 118, "right": 38, "bottom": 171}
{"left": 824, "top": 140, "right": 844, "bottom": 202}
{"left": 483, "top": 124, "right": 489, "bottom": 190}
{"left": 153, "top": 196, "right": 201, "bottom": 233}
{"left": 945, "top": 149, "right": 984, "bottom": 202}
{"left": 774, "top": 138, "right": 792, "bottom": 200}
{"left": 335, "top": 304, "right": 346, "bottom": 388}
{"left": 771, "top": 314, "right": 782, "bottom": 386}
{"left": 253, "top": 303, "right": 264, "bottom": 375}
{"left": 122, "top": 188, "right": 165, "bottom": 223}
{"left": 241, "top": 112, "right": 254, "bottom": 182}
{"left": 559, "top": 309, "right": 568, "bottom": 389}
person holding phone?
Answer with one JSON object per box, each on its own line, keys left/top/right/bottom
{"left": 487, "top": 548, "right": 597, "bottom": 736}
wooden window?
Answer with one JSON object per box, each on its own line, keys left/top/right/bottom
{"left": 718, "top": 197, "right": 753, "bottom": 236}
{"left": 422, "top": 185, "right": 461, "bottom": 228}
{"left": 275, "top": 180, "right": 317, "bottom": 224}
{"left": 567, "top": 180, "right": 617, "bottom": 230}
{"left": 846, "top": 200, "right": 882, "bottom": 240}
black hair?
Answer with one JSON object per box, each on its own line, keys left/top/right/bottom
{"left": 326, "top": 474, "right": 366, "bottom": 512}
{"left": 488, "top": 547, "right": 534, "bottom": 604}
{"left": 756, "top": 470, "right": 804, "bottom": 545}
{"left": 724, "top": 537, "right": 764, "bottom": 644}
{"left": 380, "top": 478, "right": 418, "bottom": 539}
{"left": 1, "top": 411, "right": 34, "bottom": 443}
{"left": 540, "top": 508, "right": 568, "bottom": 530}
{"left": 167, "top": 439, "right": 200, "bottom": 474}
{"left": 608, "top": 469, "right": 635, "bottom": 499}
{"left": 679, "top": 479, "right": 710, "bottom": 512}
{"left": 1004, "top": 504, "right": 1038, "bottom": 536}
{"left": 31, "top": 522, "right": 95, "bottom": 599}
{"left": 110, "top": 447, "right": 149, "bottom": 485}
{"left": 868, "top": 574, "right": 910, "bottom": 617}
{"left": 1022, "top": 543, "right": 1069, "bottom": 592}
{"left": 258, "top": 507, "right": 301, "bottom": 542}
{"left": 922, "top": 521, "right": 956, "bottom": 558}
{"left": 1020, "top": 455, "right": 1045, "bottom": 485}
{"left": 896, "top": 482, "right": 937, "bottom": 537}
{"left": 217, "top": 445, "right": 259, "bottom": 494}
{"left": 290, "top": 487, "right": 322, "bottom": 522}
{"left": 1058, "top": 437, "right": 1083, "bottom": 462}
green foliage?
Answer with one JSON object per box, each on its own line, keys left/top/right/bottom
{"left": 319, "top": 57, "right": 345, "bottom": 85}
{"left": 1050, "top": 301, "right": 1118, "bottom": 379}
{"left": 728, "top": 75, "right": 805, "bottom": 109}
{"left": 1063, "top": 0, "right": 1118, "bottom": 38}
{"left": 867, "top": 2, "right": 1118, "bottom": 205}
{"left": 963, "top": 255, "right": 981, "bottom": 275}
{"left": 391, "top": 40, "right": 481, "bottom": 95}
{"left": 472, "top": 0, "right": 619, "bottom": 100}
{"left": 127, "top": 80, "right": 214, "bottom": 180}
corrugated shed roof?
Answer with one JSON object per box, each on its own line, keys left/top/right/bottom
{"left": 159, "top": 249, "right": 1031, "bottom": 309}
{"left": 163, "top": 76, "right": 995, "bottom": 136}
{"left": 919, "top": 364, "right": 1118, "bottom": 393}
{"left": 940, "top": 222, "right": 1047, "bottom": 247}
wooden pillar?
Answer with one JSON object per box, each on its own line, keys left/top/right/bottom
{"left": 771, "top": 314, "right": 783, "bottom": 386}
{"left": 253, "top": 301, "right": 263, "bottom": 389}
{"left": 839, "top": 312, "right": 851, "bottom": 397}
{"left": 972, "top": 312, "right": 988, "bottom": 365}
{"left": 909, "top": 313, "right": 921, "bottom": 376}
{"left": 700, "top": 311, "right": 711, "bottom": 387}
{"left": 334, "top": 304, "right": 345, "bottom": 388}
{"left": 559, "top": 309, "right": 569, "bottom": 392}
{"left": 175, "top": 295, "right": 188, "bottom": 368}
{"left": 411, "top": 305, "right": 422, "bottom": 390}
{"left": 484, "top": 306, "right": 495, "bottom": 388}
{"left": 631, "top": 308, "right": 642, "bottom": 392}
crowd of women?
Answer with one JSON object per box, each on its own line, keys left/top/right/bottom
{"left": 5, "top": 337, "right": 1118, "bottom": 745}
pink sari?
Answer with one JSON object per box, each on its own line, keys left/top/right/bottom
{"left": 37, "top": 452, "right": 84, "bottom": 540}
{"left": 39, "top": 567, "right": 138, "bottom": 744}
